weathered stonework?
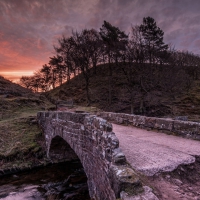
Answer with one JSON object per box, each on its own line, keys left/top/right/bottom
{"left": 37, "top": 111, "right": 143, "bottom": 200}
{"left": 97, "top": 112, "right": 200, "bottom": 140}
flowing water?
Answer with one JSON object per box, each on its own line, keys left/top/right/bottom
{"left": 0, "top": 161, "right": 90, "bottom": 200}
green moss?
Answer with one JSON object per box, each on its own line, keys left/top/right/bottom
{"left": 124, "top": 185, "right": 144, "bottom": 195}
{"left": 33, "top": 146, "right": 41, "bottom": 153}
{"left": 0, "top": 99, "right": 48, "bottom": 167}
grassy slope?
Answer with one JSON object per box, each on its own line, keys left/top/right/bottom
{"left": 46, "top": 64, "right": 131, "bottom": 111}
{"left": 46, "top": 63, "right": 200, "bottom": 121}
{"left": 0, "top": 76, "right": 54, "bottom": 170}
{"left": 0, "top": 97, "right": 54, "bottom": 170}
{"left": 0, "top": 76, "right": 31, "bottom": 95}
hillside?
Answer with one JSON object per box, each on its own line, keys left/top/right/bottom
{"left": 0, "top": 75, "right": 31, "bottom": 96}
{"left": 0, "top": 75, "right": 54, "bottom": 117}
{"left": 46, "top": 63, "right": 200, "bottom": 121}
{"left": 0, "top": 76, "right": 54, "bottom": 170}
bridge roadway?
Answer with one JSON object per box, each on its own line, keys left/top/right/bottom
{"left": 113, "top": 123, "right": 200, "bottom": 176}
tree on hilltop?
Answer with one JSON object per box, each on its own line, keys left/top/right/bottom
{"left": 100, "top": 21, "right": 128, "bottom": 105}
{"left": 40, "top": 64, "right": 52, "bottom": 91}
{"left": 55, "top": 29, "right": 102, "bottom": 105}
{"left": 49, "top": 55, "right": 66, "bottom": 87}
{"left": 71, "top": 29, "right": 102, "bottom": 105}
{"left": 100, "top": 20, "right": 128, "bottom": 76}
{"left": 139, "top": 16, "right": 168, "bottom": 65}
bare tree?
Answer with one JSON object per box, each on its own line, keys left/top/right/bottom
{"left": 139, "top": 16, "right": 168, "bottom": 66}
{"left": 20, "top": 76, "right": 33, "bottom": 90}
{"left": 71, "top": 29, "right": 103, "bottom": 105}
{"left": 40, "top": 64, "right": 52, "bottom": 91}
{"left": 55, "top": 36, "right": 76, "bottom": 82}
{"left": 49, "top": 55, "right": 66, "bottom": 87}
{"left": 121, "top": 26, "right": 160, "bottom": 114}
{"left": 55, "top": 29, "right": 103, "bottom": 105}
{"left": 100, "top": 21, "right": 128, "bottom": 105}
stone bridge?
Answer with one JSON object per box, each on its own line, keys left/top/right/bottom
{"left": 37, "top": 111, "right": 200, "bottom": 200}
{"left": 37, "top": 111, "right": 144, "bottom": 200}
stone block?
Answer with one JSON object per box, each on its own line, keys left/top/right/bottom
{"left": 110, "top": 164, "right": 143, "bottom": 197}
{"left": 173, "top": 120, "right": 200, "bottom": 136}
{"left": 132, "top": 115, "right": 146, "bottom": 127}
{"left": 144, "top": 117, "right": 156, "bottom": 129}
{"left": 113, "top": 152, "right": 126, "bottom": 165}
{"left": 154, "top": 118, "right": 173, "bottom": 131}
{"left": 120, "top": 186, "right": 158, "bottom": 200}
{"left": 174, "top": 116, "right": 188, "bottom": 121}
{"left": 116, "top": 117, "right": 124, "bottom": 124}
{"left": 108, "top": 133, "right": 119, "bottom": 149}
{"left": 112, "top": 148, "right": 126, "bottom": 164}
{"left": 125, "top": 114, "right": 135, "bottom": 125}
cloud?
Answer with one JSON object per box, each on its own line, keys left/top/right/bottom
{"left": 0, "top": 0, "right": 200, "bottom": 81}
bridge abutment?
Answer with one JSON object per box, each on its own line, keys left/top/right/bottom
{"left": 37, "top": 111, "right": 143, "bottom": 200}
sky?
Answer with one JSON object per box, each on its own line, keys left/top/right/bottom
{"left": 0, "top": 0, "right": 200, "bottom": 82}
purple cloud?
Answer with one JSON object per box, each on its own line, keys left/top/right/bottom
{"left": 0, "top": 0, "right": 200, "bottom": 81}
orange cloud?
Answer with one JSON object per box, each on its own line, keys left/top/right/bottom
{"left": 0, "top": 32, "right": 51, "bottom": 81}
{"left": 0, "top": 40, "right": 50, "bottom": 81}
{"left": 0, "top": 71, "right": 34, "bottom": 82}
{"left": 0, "top": 0, "right": 200, "bottom": 84}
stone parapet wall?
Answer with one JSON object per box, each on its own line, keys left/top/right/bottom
{"left": 98, "top": 112, "right": 200, "bottom": 140}
{"left": 37, "top": 111, "right": 143, "bottom": 200}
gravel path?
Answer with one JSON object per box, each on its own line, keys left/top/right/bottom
{"left": 113, "top": 124, "right": 200, "bottom": 176}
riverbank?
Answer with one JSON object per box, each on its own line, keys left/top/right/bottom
{"left": 0, "top": 103, "right": 91, "bottom": 199}
{"left": 0, "top": 160, "right": 90, "bottom": 200}
{"left": 0, "top": 94, "right": 56, "bottom": 175}
{"left": 0, "top": 115, "right": 78, "bottom": 177}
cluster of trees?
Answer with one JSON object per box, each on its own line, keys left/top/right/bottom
{"left": 20, "top": 17, "right": 200, "bottom": 112}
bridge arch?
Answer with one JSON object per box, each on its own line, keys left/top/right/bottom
{"left": 49, "top": 135, "right": 78, "bottom": 161}
{"left": 38, "top": 111, "right": 142, "bottom": 200}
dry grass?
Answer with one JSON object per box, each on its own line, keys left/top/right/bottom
{"left": 0, "top": 77, "right": 55, "bottom": 169}
{"left": 0, "top": 92, "right": 54, "bottom": 169}
{"left": 0, "top": 118, "right": 40, "bottom": 157}
{"left": 75, "top": 106, "right": 100, "bottom": 113}
{"left": 46, "top": 63, "right": 200, "bottom": 120}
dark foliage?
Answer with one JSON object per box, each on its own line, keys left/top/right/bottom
{"left": 19, "top": 17, "right": 200, "bottom": 116}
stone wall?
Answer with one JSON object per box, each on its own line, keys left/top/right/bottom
{"left": 98, "top": 112, "right": 200, "bottom": 140}
{"left": 37, "top": 111, "right": 143, "bottom": 200}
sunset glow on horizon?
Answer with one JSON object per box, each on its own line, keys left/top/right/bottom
{"left": 0, "top": 71, "right": 36, "bottom": 83}
{"left": 0, "top": 0, "right": 200, "bottom": 82}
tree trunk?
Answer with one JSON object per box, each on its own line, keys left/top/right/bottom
{"left": 52, "top": 72, "right": 56, "bottom": 89}
{"left": 131, "top": 91, "right": 134, "bottom": 114}
{"left": 108, "top": 56, "right": 112, "bottom": 76}
{"left": 85, "top": 76, "right": 91, "bottom": 106}
{"left": 108, "top": 56, "right": 112, "bottom": 105}
{"left": 67, "top": 68, "right": 70, "bottom": 84}
{"left": 52, "top": 82, "right": 55, "bottom": 89}
{"left": 93, "top": 62, "right": 97, "bottom": 75}
{"left": 67, "top": 75, "right": 70, "bottom": 83}
{"left": 59, "top": 75, "right": 62, "bottom": 86}
{"left": 108, "top": 76, "right": 112, "bottom": 105}
{"left": 140, "top": 95, "right": 145, "bottom": 115}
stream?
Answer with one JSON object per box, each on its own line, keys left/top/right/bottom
{"left": 0, "top": 161, "right": 90, "bottom": 200}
